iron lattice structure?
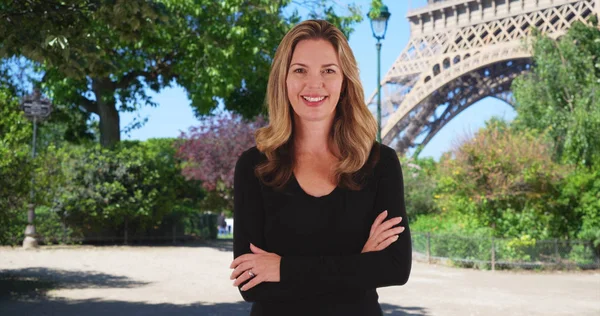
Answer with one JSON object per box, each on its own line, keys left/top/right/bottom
{"left": 367, "top": 0, "right": 599, "bottom": 153}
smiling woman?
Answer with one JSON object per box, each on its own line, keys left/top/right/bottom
{"left": 287, "top": 39, "right": 343, "bottom": 122}
{"left": 230, "top": 20, "right": 412, "bottom": 316}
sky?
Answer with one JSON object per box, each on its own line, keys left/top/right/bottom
{"left": 120, "top": 0, "right": 517, "bottom": 161}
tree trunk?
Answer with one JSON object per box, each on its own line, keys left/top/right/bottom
{"left": 92, "top": 79, "right": 120, "bottom": 148}
{"left": 124, "top": 217, "right": 128, "bottom": 245}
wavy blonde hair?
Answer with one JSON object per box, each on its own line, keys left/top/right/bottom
{"left": 255, "top": 19, "right": 379, "bottom": 190}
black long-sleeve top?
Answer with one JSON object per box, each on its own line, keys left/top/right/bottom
{"left": 233, "top": 143, "right": 412, "bottom": 316}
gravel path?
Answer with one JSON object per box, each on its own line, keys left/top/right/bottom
{"left": 1, "top": 241, "right": 599, "bottom": 316}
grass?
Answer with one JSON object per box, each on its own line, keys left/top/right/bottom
{"left": 217, "top": 233, "right": 233, "bottom": 239}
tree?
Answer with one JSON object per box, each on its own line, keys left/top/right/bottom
{"left": 512, "top": 20, "right": 600, "bottom": 168}
{"left": 47, "top": 139, "right": 205, "bottom": 243}
{"left": 435, "top": 118, "right": 570, "bottom": 238}
{"left": 400, "top": 155, "right": 439, "bottom": 220}
{"left": 0, "top": 0, "right": 364, "bottom": 147}
{"left": 0, "top": 88, "right": 32, "bottom": 244}
{"left": 176, "top": 112, "right": 265, "bottom": 213}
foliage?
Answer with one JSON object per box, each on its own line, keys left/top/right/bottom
{"left": 410, "top": 212, "right": 485, "bottom": 235}
{"left": 509, "top": 20, "right": 600, "bottom": 251}
{"left": 366, "top": 0, "right": 384, "bottom": 19}
{"left": 512, "top": 21, "right": 600, "bottom": 168}
{"left": 400, "top": 155, "right": 439, "bottom": 220}
{"left": 500, "top": 235, "right": 536, "bottom": 262}
{"left": 0, "top": 88, "right": 32, "bottom": 244}
{"left": 34, "top": 205, "right": 84, "bottom": 245}
{"left": 412, "top": 230, "right": 493, "bottom": 269}
{"left": 0, "top": 0, "right": 364, "bottom": 147}
{"left": 176, "top": 112, "right": 264, "bottom": 214}
{"left": 435, "top": 118, "right": 569, "bottom": 239}
{"left": 413, "top": 230, "right": 597, "bottom": 268}
{"left": 556, "top": 165, "right": 600, "bottom": 249}
{"left": 48, "top": 139, "right": 204, "bottom": 238}
{"left": 567, "top": 243, "right": 598, "bottom": 266}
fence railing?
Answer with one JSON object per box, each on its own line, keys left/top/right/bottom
{"left": 7, "top": 230, "right": 599, "bottom": 271}
{"left": 412, "top": 232, "right": 600, "bottom": 270}
{"left": 6, "top": 233, "right": 207, "bottom": 246}
{"left": 4, "top": 212, "right": 219, "bottom": 246}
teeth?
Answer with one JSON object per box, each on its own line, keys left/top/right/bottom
{"left": 302, "top": 96, "right": 325, "bottom": 102}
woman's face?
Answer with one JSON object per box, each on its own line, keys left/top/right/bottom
{"left": 286, "top": 39, "right": 343, "bottom": 124}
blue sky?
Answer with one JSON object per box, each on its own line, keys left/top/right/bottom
{"left": 120, "top": 0, "right": 516, "bottom": 160}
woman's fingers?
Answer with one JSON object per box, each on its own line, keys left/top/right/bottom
{"left": 375, "top": 234, "right": 400, "bottom": 251}
{"left": 250, "top": 243, "right": 267, "bottom": 254}
{"left": 230, "top": 261, "right": 253, "bottom": 280}
{"left": 362, "top": 214, "right": 405, "bottom": 253}
{"left": 230, "top": 253, "right": 253, "bottom": 269}
{"left": 241, "top": 273, "right": 263, "bottom": 291}
{"left": 374, "top": 216, "right": 403, "bottom": 237}
{"left": 369, "top": 210, "right": 388, "bottom": 237}
{"left": 233, "top": 268, "right": 255, "bottom": 287}
{"left": 375, "top": 225, "right": 405, "bottom": 245}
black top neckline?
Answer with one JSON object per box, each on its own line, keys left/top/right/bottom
{"left": 291, "top": 172, "right": 341, "bottom": 199}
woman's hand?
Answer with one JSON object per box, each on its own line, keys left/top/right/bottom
{"left": 230, "top": 243, "right": 281, "bottom": 291}
{"left": 362, "top": 210, "right": 405, "bottom": 253}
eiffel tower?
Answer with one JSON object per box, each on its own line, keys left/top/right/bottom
{"left": 367, "top": 0, "right": 599, "bottom": 153}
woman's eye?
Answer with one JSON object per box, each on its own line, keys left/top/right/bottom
{"left": 293, "top": 68, "right": 305, "bottom": 73}
{"left": 324, "top": 69, "right": 336, "bottom": 74}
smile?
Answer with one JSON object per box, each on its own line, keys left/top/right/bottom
{"left": 302, "top": 96, "right": 327, "bottom": 102}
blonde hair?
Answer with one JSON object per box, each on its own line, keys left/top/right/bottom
{"left": 255, "top": 19, "right": 379, "bottom": 190}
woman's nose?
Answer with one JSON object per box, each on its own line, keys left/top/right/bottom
{"left": 306, "top": 73, "right": 324, "bottom": 88}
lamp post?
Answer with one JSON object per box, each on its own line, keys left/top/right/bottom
{"left": 368, "top": 4, "right": 391, "bottom": 143}
{"left": 20, "top": 89, "right": 52, "bottom": 249}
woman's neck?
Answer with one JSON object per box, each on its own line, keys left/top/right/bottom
{"left": 293, "top": 116, "right": 335, "bottom": 156}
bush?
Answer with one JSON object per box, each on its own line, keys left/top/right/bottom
{"left": 401, "top": 156, "right": 439, "bottom": 220}
{"left": 34, "top": 206, "right": 83, "bottom": 245}
{"left": 0, "top": 88, "right": 33, "bottom": 245}
{"left": 567, "top": 243, "right": 598, "bottom": 266}
{"left": 497, "top": 235, "right": 537, "bottom": 262}
{"left": 435, "top": 118, "right": 569, "bottom": 239}
{"left": 558, "top": 166, "right": 600, "bottom": 252}
{"left": 45, "top": 139, "right": 205, "bottom": 242}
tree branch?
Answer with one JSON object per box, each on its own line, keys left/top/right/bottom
{"left": 79, "top": 96, "right": 98, "bottom": 114}
{"left": 114, "top": 53, "right": 175, "bottom": 90}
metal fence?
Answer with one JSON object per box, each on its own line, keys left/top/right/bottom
{"left": 6, "top": 232, "right": 205, "bottom": 246}
{"left": 412, "top": 232, "right": 600, "bottom": 270}
{"left": 4, "top": 212, "right": 219, "bottom": 246}
{"left": 7, "top": 229, "right": 599, "bottom": 271}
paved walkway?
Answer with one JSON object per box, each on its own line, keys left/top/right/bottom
{"left": 0, "top": 241, "right": 599, "bottom": 316}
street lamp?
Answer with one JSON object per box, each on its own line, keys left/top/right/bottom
{"left": 368, "top": 4, "right": 391, "bottom": 143}
{"left": 20, "top": 89, "right": 52, "bottom": 249}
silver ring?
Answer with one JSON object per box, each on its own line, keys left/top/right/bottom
{"left": 248, "top": 270, "right": 255, "bottom": 277}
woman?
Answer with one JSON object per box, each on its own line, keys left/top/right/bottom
{"left": 229, "top": 20, "right": 411, "bottom": 316}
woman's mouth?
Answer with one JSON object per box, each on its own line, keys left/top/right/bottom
{"left": 301, "top": 95, "right": 328, "bottom": 107}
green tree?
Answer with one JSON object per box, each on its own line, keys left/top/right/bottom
{"left": 57, "top": 139, "right": 203, "bottom": 241}
{"left": 0, "top": 88, "right": 32, "bottom": 244}
{"left": 512, "top": 20, "right": 600, "bottom": 168}
{"left": 0, "top": 0, "right": 364, "bottom": 147}
{"left": 400, "top": 155, "right": 439, "bottom": 221}
{"left": 435, "top": 118, "right": 569, "bottom": 239}
{"left": 557, "top": 165, "right": 600, "bottom": 248}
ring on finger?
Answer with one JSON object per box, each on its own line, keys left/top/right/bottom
{"left": 248, "top": 270, "right": 255, "bottom": 277}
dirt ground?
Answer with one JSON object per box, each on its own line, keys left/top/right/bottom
{"left": 1, "top": 241, "right": 599, "bottom": 316}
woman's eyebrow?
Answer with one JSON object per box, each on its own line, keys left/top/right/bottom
{"left": 290, "top": 63, "right": 340, "bottom": 68}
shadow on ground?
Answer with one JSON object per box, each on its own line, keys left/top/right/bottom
{"left": 0, "top": 298, "right": 252, "bottom": 316}
{"left": 380, "top": 303, "right": 430, "bottom": 315}
{"left": 0, "top": 299, "right": 428, "bottom": 316}
{"left": 0, "top": 267, "right": 149, "bottom": 301}
{"left": 0, "top": 266, "right": 427, "bottom": 316}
